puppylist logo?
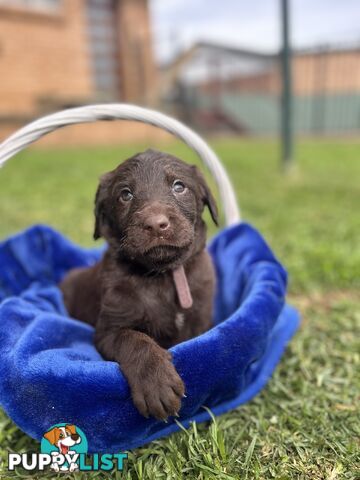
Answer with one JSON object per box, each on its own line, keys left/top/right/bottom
{"left": 8, "top": 423, "right": 127, "bottom": 473}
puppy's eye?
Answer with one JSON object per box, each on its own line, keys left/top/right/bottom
{"left": 59, "top": 433, "right": 64, "bottom": 439}
{"left": 172, "top": 180, "right": 186, "bottom": 194}
{"left": 119, "top": 188, "right": 133, "bottom": 202}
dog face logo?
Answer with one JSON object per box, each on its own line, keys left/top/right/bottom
{"left": 41, "top": 423, "right": 87, "bottom": 472}
{"left": 43, "top": 424, "right": 81, "bottom": 455}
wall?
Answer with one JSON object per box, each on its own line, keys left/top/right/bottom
{"left": 181, "top": 50, "right": 360, "bottom": 97}
{"left": 0, "top": 0, "right": 93, "bottom": 117}
{"left": 293, "top": 51, "right": 360, "bottom": 95}
{"left": 116, "top": 0, "right": 158, "bottom": 105}
{"left": 0, "top": 0, "right": 161, "bottom": 145}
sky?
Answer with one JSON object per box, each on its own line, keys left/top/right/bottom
{"left": 149, "top": 0, "right": 360, "bottom": 62}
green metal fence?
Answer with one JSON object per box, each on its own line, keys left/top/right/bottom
{"left": 165, "top": 42, "right": 360, "bottom": 137}
{"left": 195, "top": 91, "right": 360, "bottom": 135}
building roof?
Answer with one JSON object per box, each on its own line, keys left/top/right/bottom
{"left": 163, "top": 39, "right": 360, "bottom": 71}
{"left": 163, "top": 41, "right": 276, "bottom": 71}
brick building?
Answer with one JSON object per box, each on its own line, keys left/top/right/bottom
{"left": 162, "top": 42, "right": 360, "bottom": 135}
{"left": 162, "top": 42, "right": 360, "bottom": 96}
{"left": 0, "top": 0, "right": 160, "bottom": 144}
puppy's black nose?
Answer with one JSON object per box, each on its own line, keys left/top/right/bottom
{"left": 71, "top": 434, "right": 80, "bottom": 441}
{"left": 144, "top": 214, "right": 170, "bottom": 233}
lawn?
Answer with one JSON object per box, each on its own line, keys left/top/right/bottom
{"left": 0, "top": 138, "right": 359, "bottom": 479}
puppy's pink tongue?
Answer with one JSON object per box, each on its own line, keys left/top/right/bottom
{"left": 172, "top": 266, "right": 193, "bottom": 309}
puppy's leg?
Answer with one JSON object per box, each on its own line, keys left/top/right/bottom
{"left": 95, "top": 328, "right": 185, "bottom": 420}
{"left": 59, "top": 264, "right": 101, "bottom": 327}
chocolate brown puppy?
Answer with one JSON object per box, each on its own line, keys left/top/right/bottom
{"left": 60, "top": 149, "right": 218, "bottom": 420}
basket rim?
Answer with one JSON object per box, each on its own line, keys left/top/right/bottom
{"left": 0, "top": 104, "right": 240, "bottom": 226}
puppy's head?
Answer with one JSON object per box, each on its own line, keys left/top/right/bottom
{"left": 94, "top": 149, "right": 218, "bottom": 271}
{"left": 43, "top": 425, "right": 81, "bottom": 454}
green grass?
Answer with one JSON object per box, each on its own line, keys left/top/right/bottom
{"left": 0, "top": 138, "right": 359, "bottom": 479}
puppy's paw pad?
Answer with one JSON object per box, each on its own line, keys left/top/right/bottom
{"left": 131, "top": 360, "right": 185, "bottom": 420}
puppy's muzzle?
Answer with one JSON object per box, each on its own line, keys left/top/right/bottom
{"left": 136, "top": 203, "right": 175, "bottom": 238}
{"left": 144, "top": 213, "right": 170, "bottom": 234}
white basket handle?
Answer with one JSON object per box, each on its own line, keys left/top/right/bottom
{"left": 0, "top": 104, "right": 240, "bottom": 226}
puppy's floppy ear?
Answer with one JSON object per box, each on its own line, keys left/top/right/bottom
{"left": 192, "top": 165, "right": 219, "bottom": 225}
{"left": 94, "top": 172, "right": 113, "bottom": 240}
{"left": 43, "top": 427, "right": 59, "bottom": 445}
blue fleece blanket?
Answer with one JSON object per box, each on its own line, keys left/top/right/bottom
{"left": 0, "top": 224, "right": 299, "bottom": 453}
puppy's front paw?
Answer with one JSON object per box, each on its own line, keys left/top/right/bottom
{"left": 130, "top": 353, "right": 185, "bottom": 420}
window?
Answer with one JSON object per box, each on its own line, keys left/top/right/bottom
{"left": 0, "top": 0, "right": 62, "bottom": 12}
{"left": 87, "top": 0, "right": 120, "bottom": 98}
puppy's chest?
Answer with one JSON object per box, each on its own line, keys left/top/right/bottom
{"left": 137, "top": 274, "right": 192, "bottom": 341}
